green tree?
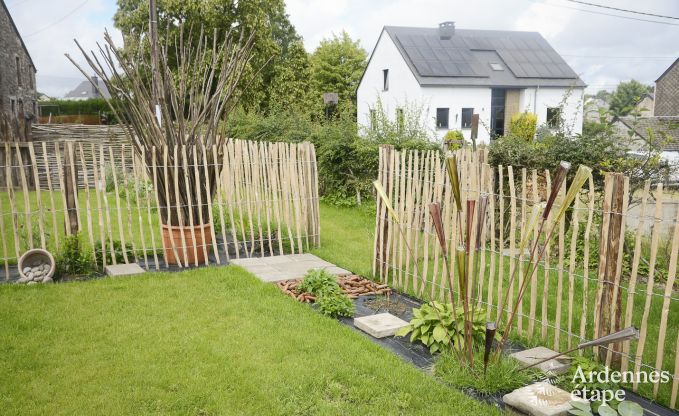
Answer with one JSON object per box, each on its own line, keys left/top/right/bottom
{"left": 309, "top": 31, "right": 367, "bottom": 114}
{"left": 608, "top": 80, "right": 653, "bottom": 117}
{"left": 113, "top": 0, "right": 304, "bottom": 112}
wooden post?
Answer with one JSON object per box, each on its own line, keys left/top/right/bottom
{"left": 374, "top": 145, "right": 393, "bottom": 279}
{"left": 62, "top": 142, "right": 79, "bottom": 235}
{"left": 597, "top": 172, "right": 624, "bottom": 364}
{"left": 470, "top": 114, "right": 479, "bottom": 151}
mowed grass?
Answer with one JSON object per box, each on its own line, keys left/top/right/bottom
{"left": 312, "top": 202, "right": 679, "bottom": 410}
{"left": 0, "top": 266, "right": 500, "bottom": 415}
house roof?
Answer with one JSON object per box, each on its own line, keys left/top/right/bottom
{"left": 617, "top": 116, "right": 679, "bottom": 152}
{"left": 64, "top": 77, "right": 111, "bottom": 100}
{"left": 381, "top": 26, "right": 585, "bottom": 88}
{"left": 655, "top": 58, "right": 679, "bottom": 83}
{"left": 1, "top": 0, "right": 36, "bottom": 71}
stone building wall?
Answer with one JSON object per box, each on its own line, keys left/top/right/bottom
{"left": 655, "top": 59, "right": 679, "bottom": 117}
{"left": 0, "top": 1, "right": 37, "bottom": 141}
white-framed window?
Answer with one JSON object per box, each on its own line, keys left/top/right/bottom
{"left": 382, "top": 69, "right": 389, "bottom": 91}
{"left": 436, "top": 108, "right": 449, "bottom": 129}
{"left": 547, "top": 107, "right": 561, "bottom": 129}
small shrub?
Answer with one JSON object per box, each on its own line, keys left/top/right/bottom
{"left": 298, "top": 269, "right": 341, "bottom": 296}
{"left": 55, "top": 234, "right": 94, "bottom": 277}
{"left": 298, "top": 269, "right": 354, "bottom": 318}
{"left": 94, "top": 240, "right": 134, "bottom": 267}
{"left": 435, "top": 351, "right": 539, "bottom": 395}
{"left": 395, "top": 301, "right": 490, "bottom": 354}
{"left": 444, "top": 130, "right": 465, "bottom": 150}
{"left": 509, "top": 112, "right": 538, "bottom": 141}
{"left": 316, "top": 294, "right": 354, "bottom": 318}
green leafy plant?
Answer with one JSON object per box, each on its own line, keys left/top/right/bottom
{"left": 569, "top": 399, "right": 643, "bottom": 416}
{"left": 55, "top": 234, "right": 94, "bottom": 277}
{"left": 298, "top": 269, "right": 354, "bottom": 318}
{"left": 444, "top": 130, "right": 465, "bottom": 150}
{"left": 395, "top": 302, "right": 491, "bottom": 354}
{"left": 298, "top": 269, "right": 341, "bottom": 296}
{"left": 509, "top": 112, "right": 538, "bottom": 141}
{"left": 316, "top": 294, "right": 354, "bottom": 318}
{"left": 557, "top": 355, "right": 620, "bottom": 395}
{"left": 94, "top": 240, "right": 134, "bottom": 267}
{"left": 435, "top": 351, "right": 539, "bottom": 395}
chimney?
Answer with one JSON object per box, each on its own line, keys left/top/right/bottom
{"left": 91, "top": 75, "right": 99, "bottom": 96}
{"left": 439, "top": 21, "right": 455, "bottom": 40}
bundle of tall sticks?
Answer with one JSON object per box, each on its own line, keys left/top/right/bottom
{"left": 66, "top": 13, "right": 257, "bottom": 226}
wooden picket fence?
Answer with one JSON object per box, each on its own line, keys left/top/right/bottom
{"left": 0, "top": 139, "right": 320, "bottom": 277}
{"left": 373, "top": 145, "right": 679, "bottom": 409}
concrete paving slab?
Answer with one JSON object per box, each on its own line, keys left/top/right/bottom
{"left": 105, "top": 263, "right": 146, "bottom": 277}
{"left": 232, "top": 254, "right": 352, "bottom": 282}
{"left": 503, "top": 382, "right": 584, "bottom": 416}
{"left": 510, "top": 346, "right": 570, "bottom": 375}
{"left": 354, "top": 313, "right": 410, "bottom": 338}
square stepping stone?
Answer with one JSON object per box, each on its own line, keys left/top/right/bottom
{"left": 510, "top": 346, "right": 570, "bottom": 375}
{"left": 503, "top": 381, "right": 585, "bottom": 416}
{"left": 105, "top": 263, "right": 146, "bottom": 277}
{"left": 354, "top": 313, "right": 409, "bottom": 338}
{"left": 232, "top": 254, "right": 352, "bottom": 282}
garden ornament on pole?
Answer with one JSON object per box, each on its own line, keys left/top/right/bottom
{"left": 519, "top": 327, "right": 639, "bottom": 372}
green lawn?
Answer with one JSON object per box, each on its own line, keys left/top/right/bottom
{"left": 0, "top": 266, "right": 500, "bottom": 415}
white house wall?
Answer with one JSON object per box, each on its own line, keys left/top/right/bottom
{"left": 520, "top": 87, "right": 585, "bottom": 135}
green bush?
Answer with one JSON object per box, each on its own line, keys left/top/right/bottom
{"left": 40, "top": 98, "right": 111, "bottom": 116}
{"left": 444, "top": 130, "right": 465, "bottom": 150}
{"left": 316, "top": 294, "right": 354, "bottom": 318}
{"left": 298, "top": 269, "right": 354, "bottom": 318}
{"left": 94, "top": 240, "right": 134, "bottom": 267}
{"left": 55, "top": 234, "right": 94, "bottom": 277}
{"left": 508, "top": 112, "right": 538, "bottom": 141}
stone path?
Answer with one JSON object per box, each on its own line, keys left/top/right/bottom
{"left": 230, "top": 253, "right": 351, "bottom": 282}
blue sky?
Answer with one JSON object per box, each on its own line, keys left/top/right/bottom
{"left": 6, "top": 0, "right": 679, "bottom": 98}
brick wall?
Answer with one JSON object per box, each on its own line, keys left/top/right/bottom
{"left": 655, "top": 60, "right": 679, "bottom": 117}
{"left": 0, "top": 2, "right": 37, "bottom": 141}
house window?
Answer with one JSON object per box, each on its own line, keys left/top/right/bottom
{"left": 15, "top": 57, "right": 21, "bottom": 86}
{"left": 436, "top": 108, "right": 449, "bottom": 129}
{"left": 383, "top": 69, "right": 389, "bottom": 91}
{"left": 461, "top": 108, "right": 474, "bottom": 128}
{"left": 396, "top": 108, "right": 404, "bottom": 132}
{"left": 547, "top": 107, "right": 561, "bottom": 129}
{"left": 370, "top": 109, "right": 377, "bottom": 131}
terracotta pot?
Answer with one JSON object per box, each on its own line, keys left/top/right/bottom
{"left": 161, "top": 223, "right": 213, "bottom": 265}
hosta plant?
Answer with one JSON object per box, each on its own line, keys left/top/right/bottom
{"left": 395, "top": 302, "right": 493, "bottom": 354}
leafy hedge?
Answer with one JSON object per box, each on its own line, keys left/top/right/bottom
{"left": 40, "top": 99, "right": 111, "bottom": 115}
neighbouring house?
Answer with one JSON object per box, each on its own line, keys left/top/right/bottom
{"left": 584, "top": 97, "right": 610, "bottom": 123}
{"left": 613, "top": 116, "right": 679, "bottom": 178}
{"left": 634, "top": 92, "right": 654, "bottom": 117}
{"left": 654, "top": 58, "right": 679, "bottom": 117}
{"left": 357, "top": 22, "right": 585, "bottom": 144}
{"left": 63, "top": 75, "right": 110, "bottom": 101}
{"left": 0, "top": 0, "right": 37, "bottom": 141}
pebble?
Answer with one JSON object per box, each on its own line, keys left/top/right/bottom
{"left": 22, "top": 267, "right": 31, "bottom": 274}
{"left": 27, "top": 281, "right": 37, "bottom": 285}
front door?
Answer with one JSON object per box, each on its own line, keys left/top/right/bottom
{"left": 490, "top": 89, "right": 505, "bottom": 138}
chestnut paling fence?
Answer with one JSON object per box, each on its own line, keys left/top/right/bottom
{"left": 0, "top": 138, "right": 320, "bottom": 275}
{"left": 373, "top": 146, "right": 679, "bottom": 409}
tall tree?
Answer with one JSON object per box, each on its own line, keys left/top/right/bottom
{"left": 309, "top": 31, "right": 367, "bottom": 114}
{"left": 608, "top": 80, "right": 653, "bottom": 118}
{"left": 113, "top": 0, "right": 304, "bottom": 111}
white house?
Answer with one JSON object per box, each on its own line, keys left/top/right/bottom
{"left": 357, "top": 22, "right": 586, "bottom": 144}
